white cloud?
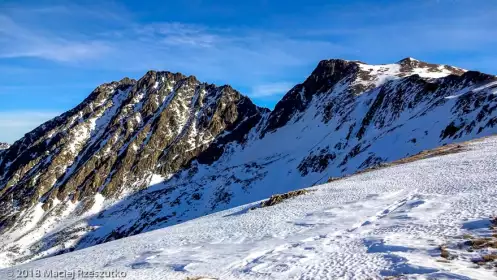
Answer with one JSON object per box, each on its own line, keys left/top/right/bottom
{"left": 251, "top": 82, "right": 293, "bottom": 98}
{"left": 0, "top": 15, "right": 110, "bottom": 62}
{"left": 0, "top": 4, "right": 348, "bottom": 83}
{"left": 0, "top": 111, "right": 60, "bottom": 143}
{"left": 2, "top": 1, "right": 495, "bottom": 87}
{"left": 1, "top": 1, "right": 496, "bottom": 71}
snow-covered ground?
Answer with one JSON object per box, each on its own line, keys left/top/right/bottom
{"left": 2, "top": 136, "right": 497, "bottom": 280}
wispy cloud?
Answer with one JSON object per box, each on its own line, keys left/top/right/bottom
{"left": 0, "top": 15, "right": 110, "bottom": 62}
{"left": 0, "top": 15, "right": 109, "bottom": 62}
{"left": 0, "top": 2, "right": 127, "bottom": 62}
{"left": 134, "top": 23, "right": 220, "bottom": 47}
{"left": 0, "top": 3, "right": 347, "bottom": 84}
{"left": 2, "top": 1, "right": 495, "bottom": 82}
{"left": 0, "top": 111, "right": 60, "bottom": 143}
{"left": 251, "top": 82, "right": 294, "bottom": 98}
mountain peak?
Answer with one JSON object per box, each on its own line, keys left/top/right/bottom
{"left": 318, "top": 58, "right": 365, "bottom": 64}
{"left": 397, "top": 57, "right": 419, "bottom": 64}
{"left": 117, "top": 77, "right": 136, "bottom": 85}
{"left": 395, "top": 57, "right": 466, "bottom": 77}
{"left": 261, "top": 59, "right": 362, "bottom": 135}
{"left": 261, "top": 57, "right": 475, "bottom": 136}
{"left": 397, "top": 57, "right": 429, "bottom": 69}
{"left": 307, "top": 59, "right": 361, "bottom": 88}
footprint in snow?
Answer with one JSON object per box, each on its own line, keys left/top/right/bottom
{"left": 130, "top": 261, "right": 154, "bottom": 270}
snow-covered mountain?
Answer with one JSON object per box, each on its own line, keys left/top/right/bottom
{"left": 0, "top": 143, "right": 9, "bottom": 150}
{"left": 2, "top": 135, "right": 497, "bottom": 280}
{"left": 1, "top": 57, "right": 497, "bottom": 268}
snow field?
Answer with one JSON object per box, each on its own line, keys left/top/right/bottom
{"left": 2, "top": 136, "right": 497, "bottom": 279}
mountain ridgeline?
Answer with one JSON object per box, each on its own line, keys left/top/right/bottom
{"left": 1, "top": 58, "right": 497, "bottom": 267}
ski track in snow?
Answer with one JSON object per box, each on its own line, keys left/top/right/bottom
{"left": 2, "top": 136, "right": 497, "bottom": 279}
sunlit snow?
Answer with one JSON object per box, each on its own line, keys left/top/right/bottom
{"left": 3, "top": 136, "right": 497, "bottom": 279}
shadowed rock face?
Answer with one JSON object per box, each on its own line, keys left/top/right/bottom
{"left": 261, "top": 59, "right": 362, "bottom": 136}
{"left": 1, "top": 58, "right": 497, "bottom": 267}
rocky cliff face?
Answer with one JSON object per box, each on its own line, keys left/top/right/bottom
{"left": 1, "top": 58, "right": 497, "bottom": 267}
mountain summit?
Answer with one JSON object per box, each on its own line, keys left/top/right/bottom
{"left": 1, "top": 58, "right": 497, "bottom": 267}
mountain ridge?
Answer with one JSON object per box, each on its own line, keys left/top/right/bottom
{"left": 1, "top": 57, "right": 497, "bottom": 268}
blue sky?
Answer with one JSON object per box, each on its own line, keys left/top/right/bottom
{"left": 1, "top": 0, "right": 496, "bottom": 143}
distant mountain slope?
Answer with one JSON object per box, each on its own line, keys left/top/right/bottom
{"left": 2, "top": 134, "right": 497, "bottom": 280}
{"left": 1, "top": 57, "right": 497, "bottom": 267}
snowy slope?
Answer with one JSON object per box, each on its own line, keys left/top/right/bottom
{"left": 2, "top": 58, "right": 497, "bottom": 268}
{"left": 2, "top": 135, "right": 497, "bottom": 280}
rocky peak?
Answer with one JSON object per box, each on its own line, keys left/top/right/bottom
{"left": 302, "top": 59, "right": 362, "bottom": 99}
{"left": 0, "top": 142, "right": 9, "bottom": 150}
{"left": 0, "top": 69, "right": 266, "bottom": 221}
{"left": 261, "top": 59, "right": 363, "bottom": 136}
{"left": 397, "top": 57, "right": 419, "bottom": 65}
{"left": 260, "top": 58, "right": 484, "bottom": 137}
{"left": 397, "top": 57, "right": 466, "bottom": 76}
